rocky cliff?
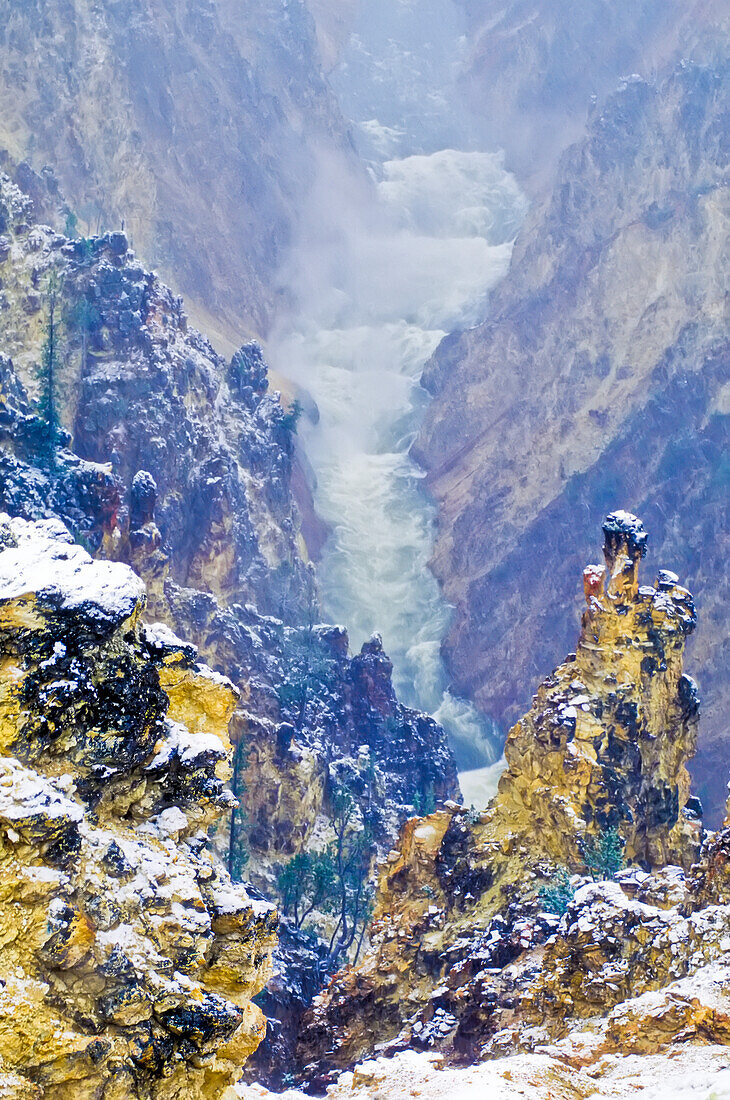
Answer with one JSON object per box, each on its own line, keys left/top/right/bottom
{"left": 0, "top": 161, "right": 310, "bottom": 620}
{"left": 454, "top": 0, "right": 729, "bottom": 189}
{"left": 0, "top": 512, "right": 277, "bottom": 1097}
{"left": 297, "top": 514, "right": 726, "bottom": 1086}
{"left": 414, "top": 54, "right": 730, "bottom": 822}
{"left": 0, "top": 0, "right": 353, "bottom": 341}
{"left": 0, "top": 157, "right": 460, "bottom": 1085}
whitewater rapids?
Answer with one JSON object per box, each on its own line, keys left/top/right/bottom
{"left": 267, "top": 147, "right": 526, "bottom": 774}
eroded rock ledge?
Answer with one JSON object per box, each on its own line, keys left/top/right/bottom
{"left": 298, "top": 513, "right": 729, "bottom": 1087}
{"left": 0, "top": 514, "right": 276, "bottom": 1098}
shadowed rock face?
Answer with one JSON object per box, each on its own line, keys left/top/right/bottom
{"left": 0, "top": 0, "right": 353, "bottom": 340}
{"left": 297, "top": 515, "right": 710, "bottom": 1084}
{"left": 414, "top": 55, "right": 730, "bottom": 822}
{"left": 0, "top": 514, "right": 277, "bottom": 1098}
{"left": 0, "top": 161, "right": 461, "bottom": 1087}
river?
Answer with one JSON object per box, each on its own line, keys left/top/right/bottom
{"left": 267, "top": 0, "right": 527, "bottom": 796}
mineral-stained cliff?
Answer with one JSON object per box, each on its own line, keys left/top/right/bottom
{"left": 0, "top": 159, "right": 460, "bottom": 1084}
{"left": 0, "top": 0, "right": 354, "bottom": 340}
{"left": 0, "top": 512, "right": 278, "bottom": 1097}
{"left": 414, "top": 54, "right": 730, "bottom": 822}
{"left": 298, "top": 514, "right": 728, "bottom": 1085}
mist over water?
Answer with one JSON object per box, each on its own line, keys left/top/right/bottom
{"left": 267, "top": 0, "right": 527, "bottom": 776}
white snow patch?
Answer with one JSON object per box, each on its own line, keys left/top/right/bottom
{"left": 146, "top": 720, "right": 227, "bottom": 771}
{"left": 0, "top": 759, "right": 83, "bottom": 824}
{"left": 0, "top": 514, "right": 144, "bottom": 622}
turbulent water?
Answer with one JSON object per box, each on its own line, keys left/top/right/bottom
{"left": 268, "top": 0, "right": 527, "bottom": 776}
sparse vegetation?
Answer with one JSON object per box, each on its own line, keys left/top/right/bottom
{"left": 413, "top": 785, "right": 436, "bottom": 816}
{"left": 280, "top": 397, "right": 303, "bottom": 435}
{"left": 538, "top": 866, "right": 576, "bottom": 916}
{"left": 327, "top": 782, "right": 375, "bottom": 964}
{"left": 538, "top": 828, "right": 625, "bottom": 915}
{"left": 276, "top": 780, "right": 375, "bottom": 965}
{"left": 277, "top": 850, "right": 336, "bottom": 929}
{"left": 36, "top": 271, "right": 63, "bottom": 465}
{"left": 582, "top": 826, "right": 625, "bottom": 880}
{"left": 65, "top": 295, "right": 100, "bottom": 373}
{"left": 227, "top": 732, "right": 250, "bottom": 880}
{"left": 64, "top": 210, "right": 79, "bottom": 238}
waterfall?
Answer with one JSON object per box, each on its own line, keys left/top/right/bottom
{"left": 266, "top": 0, "right": 527, "bottom": 790}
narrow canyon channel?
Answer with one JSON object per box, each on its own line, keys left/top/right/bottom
{"left": 267, "top": 0, "right": 528, "bottom": 796}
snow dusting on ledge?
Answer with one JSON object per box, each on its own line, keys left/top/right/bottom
{"left": 0, "top": 513, "right": 145, "bottom": 628}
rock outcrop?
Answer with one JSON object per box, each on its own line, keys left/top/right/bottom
{"left": 0, "top": 513, "right": 277, "bottom": 1097}
{"left": 414, "top": 53, "right": 730, "bottom": 822}
{"left": 298, "top": 515, "right": 720, "bottom": 1085}
{"left": 0, "top": 164, "right": 310, "bottom": 621}
{"left": 496, "top": 510, "right": 700, "bottom": 871}
{"left": 0, "top": 159, "right": 460, "bottom": 1085}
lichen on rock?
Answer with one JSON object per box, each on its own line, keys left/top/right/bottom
{"left": 0, "top": 514, "right": 276, "bottom": 1098}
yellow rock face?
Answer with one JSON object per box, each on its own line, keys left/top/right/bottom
{"left": 299, "top": 513, "right": 708, "bottom": 1077}
{"left": 0, "top": 515, "right": 277, "bottom": 1097}
{"left": 493, "top": 509, "right": 700, "bottom": 870}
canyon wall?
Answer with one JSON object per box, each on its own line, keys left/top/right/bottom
{"left": 414, "top": 53, "right": 730, "bottom": 821}
{"left": 298, "top": 515, "right": 728, "bottom": 1089}
{"left": 455, "top": 0, "right": 730, "bottom": 188}
{"left": 0, "top": 513, "right": 277, "bottom": 1097}
{"left": 0, "top": 0, "right": 353, "bottom": 342}
{"left": 0, "top": 160, "right": 460, "bottom": 1086}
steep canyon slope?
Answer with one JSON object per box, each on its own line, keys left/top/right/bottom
{"left": 0, "top": 161, "right": 460, "bottom": 1087}
{"left": 454, "top": 0, "right": 730, "bottom": 188}
{"left": 0, "top": 513, "right": 277, "bottom": 1097}
{"left": 415, "top": 55, "right": 730, "bottom": 821}
{"left": 298, "top": 514, "right": 730, "bottom": 1090}
{"left": 0, "top": 0, "right": 352, "bottom": 341}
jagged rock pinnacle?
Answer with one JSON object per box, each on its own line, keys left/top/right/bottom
{"left": 298, "top": 515, "right": 704, "bottom": 1079}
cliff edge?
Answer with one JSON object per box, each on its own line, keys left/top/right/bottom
{"left": 0, "top": 514, "right": 277, "bottom": 1097}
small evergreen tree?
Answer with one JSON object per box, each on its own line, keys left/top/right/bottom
{"left": 227, "top": 732, "right": 249, "bottom": 880}
{"left": 538, "top": 866, "right": 575, "bottom": 916}
{"left": 582, "top": 826, "right": 625, "bottom": 880}
{"left": 64, "top": 210, "right": 79, "bottom": 238}
{"left": 326, "top": 784, "right": 375, "bottom": 965}
{"left": 413, "top": 784, "right": 436, "bottom": 817}
{"left": 36, "top": 271, "right": 63, "bottom": 466}
{"left": 66, "top": 296, "right": 100, "bottom": 374}
{"left": 277, "top": 850, "right": 336, "bottom": 929}
{"left": 280, "top": 398, "right": 303, "bottom": 435}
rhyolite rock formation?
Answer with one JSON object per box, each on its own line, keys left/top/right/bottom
{"left": 0, "top": 513, "right": 277, "bottom": 1097}
{"left": 414, "top": 53, "right": 730, "bottom": 823}
{"left": 0, "top": 158, "right": 460, "bottom": 1086}
{"left": 297, "top": 514, "right": 725, "bottom": 1085}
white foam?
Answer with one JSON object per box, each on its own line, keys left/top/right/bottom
{"left": 269, "top": 149, "right": 525, "bottom": 768}
{"left": 458, "top": 758, "right": 506, "bottom": 810}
